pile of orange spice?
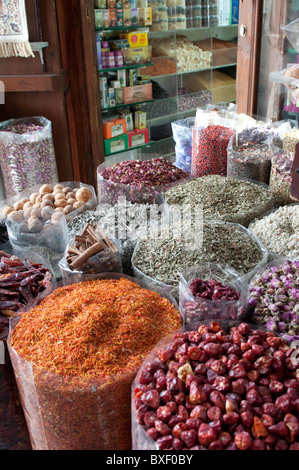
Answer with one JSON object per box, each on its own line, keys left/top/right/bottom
{"left": 10, "top": 278, "right": 182, "bottom": 379}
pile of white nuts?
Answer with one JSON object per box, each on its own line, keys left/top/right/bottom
{"left": 1, "top": 183, "right": 93, "bottom": 234}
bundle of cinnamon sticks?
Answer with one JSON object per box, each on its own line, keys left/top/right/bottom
{"left": 66, "top": 224, "right": 121, "bottom": 273}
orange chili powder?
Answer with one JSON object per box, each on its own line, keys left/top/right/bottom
{"left": 10, "top": 278, "right": 182, "bottom": 379}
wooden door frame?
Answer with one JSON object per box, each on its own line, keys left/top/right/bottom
{"left": 236, "top": 0, "right": 264, "bottom": 116}
{"left": 55, "top": 0, "right": 104, "bottom": 189}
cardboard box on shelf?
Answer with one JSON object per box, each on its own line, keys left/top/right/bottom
{"left": 123, "top": 46, "right": 152, "bottom": 66}
{"left": 127, "top": 128, "right": 149, "bottom": 147}
{"left": 104, "top": 134, "right": 129, "bottom": 155}
{"left": 119, "top": 31, "right": 148, "bottom": 48}
{"left": 103, "top": 117, "right": 127, "bottom": 139}
{"left": 122, "top": 83, "right": 152, "bottom": 104}
{"left": 138, "top": 7, "right": 152, "bottom": 26}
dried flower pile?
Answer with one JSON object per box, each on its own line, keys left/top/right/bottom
{"left": 98, "top": 157, "right": 188, "bottom": 205}
{"left": 249, "top": 260, "right": 299, "bottom": 342}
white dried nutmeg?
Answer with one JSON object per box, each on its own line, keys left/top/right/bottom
{"left": 28, "top": 216, "right": 43, "bottom": 233}
{"left": 41, "top": 206, "right": 54, "bottom": 220}
{"left": 23, "top": 207, "right": 33, "bottom": 219}
{"left": 67, "top": 198, "right": 76, "bottom": 206}
{"left": 7, "top": 211, "right": 24, "bottom": 223}
{"left": 62, "top": 186, "right": 73, "bottom": 195}
{"left": 42, "top": 193, "right": 54, "bottom": 202}
{"left": 51, "top": 212, "right": 65, "bottom": 224}
{"left": 23, "top": 201, "right": 33, "bottom": 210}
{"left": 39, "top": 184, "right": 53, "bottom": 194}
{"left": 54, "top": 184, "right": 64, "bottom": 191}
{"left": 41, "top": 199, "right": 54, "bottom": 209}
{"left": 30, "top": 193, "right": 39, "bottom": 204}
{"left": 66, "top": 191, "right": 76, "bottom": 201}
{"left": 13, "top": 200, "right": 24, "bottom": 211}
{"left": 30, "top": 208, "right": 42, "bottom": 219}
{"left": 1, "top": 205, "right": 14, "bottom": 219}
{"left": 64, "top": 205, "right": 75, "bottom": 215}
{"left": 76, "top": 187, "right": 92, "bottom": 202}
{"left": 73, "top": 201, "right": 85, "bottom": 209}
{"left": 55, "top": 198, "right": 68, "bottom": 208}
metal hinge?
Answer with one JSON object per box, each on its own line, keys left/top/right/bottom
{"left": 85, "top": 3, "right": 91, "bottom": 23}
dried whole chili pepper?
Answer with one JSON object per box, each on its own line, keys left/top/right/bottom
{"left": 0, "top": 251, "right": 52, "bottom": 317}
{"left": 9, "top": 278, "right": 182, "bottom": 450}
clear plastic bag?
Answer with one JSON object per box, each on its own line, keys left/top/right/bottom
{"left": 97, "top": 156, "right": 187, "bottom": 206}
{"left": 248, "top": 204, "right": 299, "bottom": 260}
{"left": 191, "top": 109, "right": 236, "bottom": 177}
{"left": 164, "top": 175, "right": 274, "bottom": 228}
{"left": 7, "top": 273, "right": 181, "bottom": 450}
{"left": 131, "top": 318, "right": 293, "bottom": 450}
{"left": 248, "top": 257, "right": 299, "bottom": 342}
{"left": 172, "top": 117, "right": 194, "bottom": 174}
{"left": 132, "top": 219, "right": 269, "bottom": 300}
{"left": 179, "top": 263, "right": 248, "bottom": 328}
{"left": 0, "top": 117, "right": 58, "bottom": 199}
{"left": 269, "top": 146, "right": 295, "bottom": 205}
{"left": 227, "top": 131, "right": 272, "bottom": 184}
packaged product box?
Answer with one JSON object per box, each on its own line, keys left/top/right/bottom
{"left": 107, "top": 0, "right": 116, "bottom": 8}
{"left": 232, "top": 0, "right": 239, "bottom": 24}
{"left": 102, "top": 9, "right": 110, "bottom": 27}
{"left": 134, "top": 110, "right": 147, "bottom": 129}
{"left": 119, "top": 110, "right": 134, "bottom": 131}
{"left": 104, "top": 133, "right": 129, "bottom": 155}
{"left": 116, "top": 8, "right": 124, "bottom": 26}
{"left": 99, "top": 76, "right": 108, "bottom": 108}
{"left": 131, "top": 8, "right": 139, "bottom": 25}
{"left": 111, "top": 80, "right": 121, "bottom": 88}
{"left": 123, "top": 0, "right": 130, "bottom": 8}
{"left": 138, "top": 75, "right": 151, "bottom": 84}
{"left": 95, "top": 10, "right": 103, "bottom": 28}
{"left": 123, "top": 9, "right": 132, "bottom": 26}
{"left": 127, "top": 128, "right": 149, "bottom": 147}
{"left": 120, "top": 31, "right": 148, "bottom": 47}
{"left": 123, "top": 46, "right": 152, "bottom": 66}
{"left": 109, "top": 9, "right": 117, "bottom": 27}
{"left": 103, "top": 117, "right": 127, "bottom": 139}
{"left": 138, "top": 7, "right": 152, "bottom": 26}
{"left": 117, "top": 69, "right": 127, "bottom": 87}
{"left": 96, "top": 33, "right": 103, "bottom": 69}
{"left": 95, "top": 0, "right": 107, "bottom": 8}
{"left": 127, "top": 68, "right": 138, "bottom": 86}
{"left": 108, "top": 87, "right": 116, "bottom": 106}
{"left": 218, "top": 0, "right": 232, "bottom": 25}
{"left": 115, "top": 88, "right": 123, "bottom": 104}
{"left": 116, "top": 0, "right": 123, "bottom": 6}
{"left": 122, "top": 83, "right": 152, "bottom": 104}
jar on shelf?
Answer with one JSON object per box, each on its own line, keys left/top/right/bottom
{"left": 202, "top": 16, "right": 209, "bottom": 27}
{"left": 166, "top": 0, "right": 186, "bottom": 7}
{"left": 152, "top": 6, "right": 168, "bottom": 19}
{"left": 186, "top": 5, "right": 192, "bottom": 18}
{"left": 209, "top": 15, "right": 218, "bottom": 26}
{"left": 191, "top": 16, "right": 202, "bottom": 28}
{"left": 152, "top": 18, "right": 169, "bottom": 30}
{"left": 137, "top": 0, "right": 148, "bottom": 6}
{"left": 148, "top": 0, "right": 167, "bottom": 6}
{"left": 191, "top": 5, "right": 202, "bottom": 16}
{"left": 209, "top": 3, "right": 218, "bottom": 15}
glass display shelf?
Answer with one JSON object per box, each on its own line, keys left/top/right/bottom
{"left": 149, "top": 24, "right": 238, "bottom": 38}
{"left": 96, "top": 26, "right": 150, "bottom": 32}
{"left": 101, "top": 99, "right": 154, "bottom": 112}
{"left": 144, "top": 62, "right": 237, "bottom": 79}
{"left": 104, "top": 137, "right": 173, "bottom": 158}
{"left": 99, "top": 63, "right": 154, "bottom": 73}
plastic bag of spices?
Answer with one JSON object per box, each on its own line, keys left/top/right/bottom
{"left": 227, "top": 130, "right": 272, "bottom": 185}
{"left": 269, "top": 145, "right": 295, "bottom": 206}
{"left": 58, "top": 226, "right": 123, "bottom": 285}
{"left": 0, "top": 181, "right": 97, "bottom": 226}
{"left": 7, "top": 273, "right": 182, "bottom": 450}
{"left": 97, "top": 156, "right": 189, "bottom": 205}
{"left": 0, "top": 117, "right": 58, "bottom": 199}
{"left": 172, "top": 118, "right": 195, "bottom": 174}
{"left": 0, "top": 251, "right": 54, "bottom": 450}
{"left": 131, "top": 319, "right": 299, "bottom": 450}
{"left": 132, "top": 219, "right": 269, "bottom": 301}
{"left": 179, "top": 263, "right": 248, "bottom": 328}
